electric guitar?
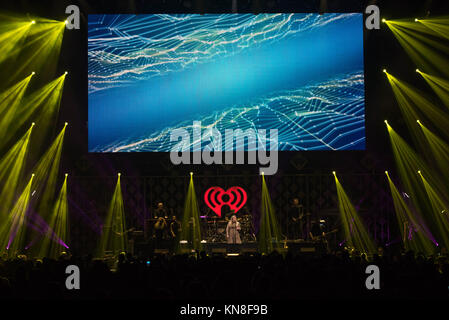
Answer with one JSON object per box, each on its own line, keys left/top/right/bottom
{"left": 309, "top": 228, "right": 338, "bottom": 241}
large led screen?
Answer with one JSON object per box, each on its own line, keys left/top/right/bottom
{"left": 88, "top": 13, "right": 365, "bottom": 152}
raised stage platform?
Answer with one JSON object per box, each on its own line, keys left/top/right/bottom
{"left": 134, "top": 240, "right": 328, "bottom": 257}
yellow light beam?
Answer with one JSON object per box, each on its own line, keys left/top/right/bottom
{"left": 0, "top": 74, "right": 66, "bottom": 147}
{"left": 385, "top": 72, "right": 449, "bottom": 144}
{"left": 0, "top": 174, "right": 35, "bottom": 257}
{"left": 417, "top": 71, "right": 449, "bottom": 110}
{"left": 417, "top": 120, "right": 449, "bottom": 183}
{"left": 386, "top": 123, "right": 449, "bottom": 251}
{"left": 385, "top": 172, "right": 435, "bottom": 255}
{"left": 98, "top": 174, "right": 128, "bottom": 257}
{"left": 334, "top": 173, "right": 376, "bottom": 255}
{"left": 5, "top": 21, "right": 66, "bottom": 79}
{"left": 259, "top": 174, "right": 282, "bottom": 254}
{"left": 0, "top": 74, "right": 32, "bottom": 115}
{"left": 31, "top": 125, "right": 67, "bottom": 220}
{"left": 0, "top": 21, "right": 32, "bottom": 65}
{"left": 39, "top": 174, "right": 69, "bottom": 259}
{"left": 418, "top": 16, "right": 449, "bottom": 41}
{"left": 179, "top": 173, "right": 202, "bottom": 253}
{"left": 0, "top": 124, "right": 34, "bottom": 217}
{"left": 418, "top": 171, "right": 449, "bottom": 250}
{"left": 385, "top": 20, "right": 449, "bottom": 77}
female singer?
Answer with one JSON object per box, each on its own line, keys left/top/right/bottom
{"left": 226, "top": 215, "right": 242, "bottom": 244}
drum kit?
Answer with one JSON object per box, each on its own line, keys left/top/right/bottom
{"left": 201, "top": 213, "right": 256, "bottom": 242}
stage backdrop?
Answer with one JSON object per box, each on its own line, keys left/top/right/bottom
{"left": 88, "top": 13, "right": 365, "bottom": 152}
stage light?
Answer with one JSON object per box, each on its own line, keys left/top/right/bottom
{"left": 31, "top": 20, "right": 35, "bottom": 24}
{"left": 38, "top": 174, "right": 70, "bottom": 258}
{"left": 416, "top": 69, "right": 420, "bottom": 73}
{"left": 259, "top": 174, "right": 282, "bottom": 254}
{"left": 31, "top": 122, "right": 35, "bottom": 126}
{"left": 334, "top": 173, "right": 376, "bottom": 255}
{"left": 32, "top": 173, "right": 35, "bottom": 177}
{"left": 65, "top": 173, "right": 68, "bottom": 177}
{"left": 98, "top": 173, "right": 127, "bottom": 257}
{"left": 385, "top": 72, "right": 449, "bottom": 151}
{"left": 29, "top": 125, "right": 67, "bottom": 223}
{"left": 332, "top": 171, "right": 336, "bottom": 175}
{"left": 384, "top": 19, "right": 449, "bottom": 78}
{"left": 190, "top": 172, "right": 193, "bottom": 176}
{"left": 64, "top": 122, "right": 68, "bottom": 126}
{"left": 0, "top": 174, "right": 35, "bottom": 256}
{"left": 418, "top": 17, "right": 449, "bottom": 41}
{"left": 261, "top": 171, "right": 265, "bottom": 175}
{"left": 385, "top": 171, "right": 388, "bottom": 175}
{"left": 64, "top": 20, "right": 68, "bottom": 25}
{"left": 178, "top": 170, "right": 202, "bottom": 254}
{"left": 418, "top": 169, "right": 449, "bottom": 250}
{"left": 382, "top": 19, "right": 386, "bottom": 23}
{"left": 387, "top": 124, "right": 449, "bottom": 251}
{"left": 384, "top": 120, "right": 388, "bottom": 124}
{"left": 383, "top": 69, "right": 387, "bottom": 73}
{"left": 1, "top": 74, "right": 66, "bottom": 148}
{"left": 9, "top": 21, "right": 66, "bottom": 79}
{"left": 386, "top": 172, "right": 436, "bottom": 254}
{"left": 118, "top": 173, "right": 121, "bottom": 176}
{"left": 31, "top": 71, "right": 35, "bottom": 75}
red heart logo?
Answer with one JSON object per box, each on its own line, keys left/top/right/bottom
{"left": 204, "top": 186, "right": 247, "bottom": 217}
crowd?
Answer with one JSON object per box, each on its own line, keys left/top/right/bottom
{"left": 0, "top": 249, "right": 448, "bottom": 300}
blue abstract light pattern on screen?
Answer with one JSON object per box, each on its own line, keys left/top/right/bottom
{"left": 88, "top": 14, "right": 365, "bottom": 152}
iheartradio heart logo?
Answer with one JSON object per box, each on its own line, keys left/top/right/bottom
{"left": 204, "top": 186, "right": 247, "bottom": 218}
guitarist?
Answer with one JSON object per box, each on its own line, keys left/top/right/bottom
{"left": 309, "top": 220, "right": 325, "bottom": 241}
{"left": 309, "top": 220, "right": 338, "bottom": 253}
{"left": 290, "top": 198, "right": 304, "bottom": 239}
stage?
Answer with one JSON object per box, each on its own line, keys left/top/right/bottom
{"left": 0, "top": 0, "right": 449, "bottom": 305}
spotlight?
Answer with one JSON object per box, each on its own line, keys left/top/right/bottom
{"left": 64, "top": 122, "right": 68, "bottom": 126}
{"left": 384, "top": 120, "right": 388, "bottom": 125}
{"left": 31, "top": 173, "right": 35, "bottom": 177}
{"left": 64, "top": 20, "right": 68, "bottom": 25}
{"left": 31, "top": 71, "right": 35, "bottom": 76}
{"left": 31, "top": 122, "right": 35, "bottom": 127}
{"left": 415, "top": 18, "right": 419, "bottom": 22}
{"left": 64, "top": 71, "right": 68, "bottom": 75}
{"left": 65, "top": 173, "right": 68, "bottom": 177}
{"left": 261, "top": 171, "right": 265, "bottom": 175}
{"left": 385, "top": 171, "right": 388, "bottom": 175}
{"left": 383, "top": 69, "right": 387, "bottom": 73}
{"left": 382, "top": 18, "right": 386, "bottom": 23}
{"left": 118, "top": 173, "right": 121, "bottom": 176}
{"left": 417, "top": 119, "right": 421, "bottom": 124}
{"left": 31, "top": 20, "right": 35, "bottom": 24}
{"left": 416, "top": 68, "right": 420, "bottom": 73}
{"left": 190, "top": 172, "right": 193, "bottom": 176}
{"left": 332, "top": 171, "right": 336, "bottom": 175}
{"left": 418, "top": 170, "right": 421, "bottom": 174}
